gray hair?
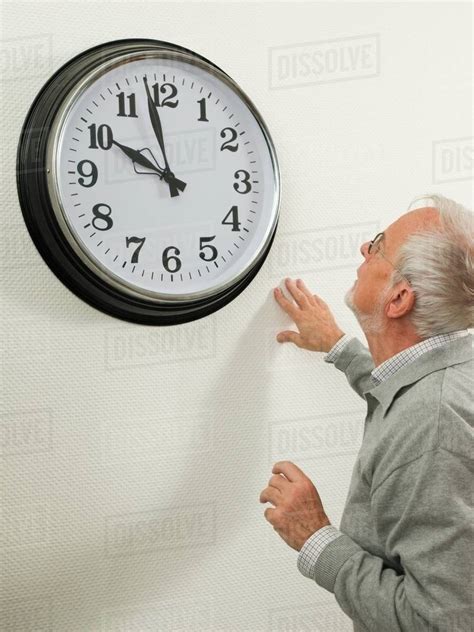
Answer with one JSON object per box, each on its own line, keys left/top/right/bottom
{"left": 389, "top": 193, "right": 474, "bottom": 338}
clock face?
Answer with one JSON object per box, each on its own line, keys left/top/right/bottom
{"left": 17, "top": 40, "right": 280, "bottom": 324}
{"left": 47, "top": 48, "right": 279, "bottom": 303}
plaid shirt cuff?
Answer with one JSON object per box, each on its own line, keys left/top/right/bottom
{"left": 324, "top": 334, "right": 352, "bottom": 363}
{"left": 297, "top": 525, "right": 343, "bottom": 580}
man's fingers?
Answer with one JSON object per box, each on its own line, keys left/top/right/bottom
{"left": 276, "top": 330, "right": 301, "bottom": 346}
{"left": 312, "top": 294, "right": 327, "bottom": 307}
{"left": 284, "top": 278, "right": 310, "bottom": 308}
{"left": 269, "top": 473, "right": 290, "bottom": 492}
{"left": 274, "top": 287, "right": 299, "bottom": 317}
{"left": 272, "top": 460, "right": 308, "bottom": 482}
{"left": 295, "top": 278, "right": 316, "bottom": 302}
{"left": 295, "top": 280, "right": 327, "bottom": 307}
{"left": 259, "top": 487, "right": 280, "bottom": 506}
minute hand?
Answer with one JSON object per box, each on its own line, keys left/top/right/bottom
{"left": 143, "top": 76, "right": 184, "bottom": 197}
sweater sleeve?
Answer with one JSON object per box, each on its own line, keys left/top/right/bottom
{"left": 331, "top": 336, "right": 376, "bottom": 400}
{"left": 311, "top": 447, "right": 474, "bottom": 631}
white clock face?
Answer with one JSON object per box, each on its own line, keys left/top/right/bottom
{"left": 47, "top": 50, "right": 279, "bottom": 303}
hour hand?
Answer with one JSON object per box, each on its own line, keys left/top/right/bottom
{"left": 112, "top": 140, "right": 186, "bottom": 192}
{"left": 112, "top": 140, "right": 161, "bottom": 173}
{"left": 132, "top": 148, "right": 162, "bottom": 176}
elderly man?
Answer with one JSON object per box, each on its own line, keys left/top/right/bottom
{"left": 259, "top": 194, "right": 473, "bottom": 631}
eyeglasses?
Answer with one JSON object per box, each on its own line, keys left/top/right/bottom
{"left": 367, "top": 232, "right": 411, "bottom": 285}
{"left": 368, "top": 231, "right": 395, "bottom": 265}
{"left": 367, "top": 232, "right": 385, "bottom": 256}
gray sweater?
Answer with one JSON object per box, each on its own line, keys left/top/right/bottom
{"left": 312, "top": 333, "right": 473, "bottom": 632}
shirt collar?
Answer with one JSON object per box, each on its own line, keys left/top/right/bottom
{"left": 370, "top": 330, "right": 470, "bottom": 386}
{"left": 363, "top": 332, "right": 473, "bottom": 417}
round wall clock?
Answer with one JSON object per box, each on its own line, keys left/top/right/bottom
{"left": 17, "top": 38, "right": 281, "bottom": 325}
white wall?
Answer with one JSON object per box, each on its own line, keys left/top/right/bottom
{"left": 1, "top": 2, "right": 472, "bottom": 630}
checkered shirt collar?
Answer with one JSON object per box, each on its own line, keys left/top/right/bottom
{"left": 370, "top": 330, "right": 470, "bottom": 386}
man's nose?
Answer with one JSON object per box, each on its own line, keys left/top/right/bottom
{"left": 360, "top": 241, "right": 370, "bottom": 259}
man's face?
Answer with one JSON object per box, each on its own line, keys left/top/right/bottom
{"left": 344, "top": 207, "right": 440, "bottom": 328}
{"left": 344, "top": 230, "right": 394, "bottom": 318}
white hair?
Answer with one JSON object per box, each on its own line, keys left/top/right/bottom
{"left": 389, "top": 193, "right": 474, "bottom": 338}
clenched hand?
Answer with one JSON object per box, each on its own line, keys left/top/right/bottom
{"left": 274, "top": 277, "right": 345, "bottom": 353}
{"left": 259, "top": 461, "right": 331, "bottom": 551}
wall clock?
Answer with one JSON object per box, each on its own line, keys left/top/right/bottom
{"left": 17, "top": 39, "right": 281, "bottom": 325}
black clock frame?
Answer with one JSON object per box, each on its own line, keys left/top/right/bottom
{"left": 16, "top": 38, "right": 280, "bottom": 326}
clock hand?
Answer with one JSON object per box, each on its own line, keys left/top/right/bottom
{"left": 112, "top": 140, "right": 162, "bottom": 173}
{"left": 112, "top": 140, "right": 186, "bottom": 191}
{"left": 143, "top": 75, "right": 185, "bottom": 197}
{"left": 143, "top": 76, "right": 169, "bottom": 171}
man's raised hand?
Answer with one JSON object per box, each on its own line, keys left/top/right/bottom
{"left": 274, "top": 278, "right": 345, "bottom": 353}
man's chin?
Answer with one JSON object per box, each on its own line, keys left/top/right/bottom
{"left": 344, "top": 284, "right": 374, "bottom": 328}
{"left": 344, "top": 283, "right": 388, "bottom": 335}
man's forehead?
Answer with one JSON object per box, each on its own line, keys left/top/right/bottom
{"left": 384, "top": 207, "right": 440, "bottom": 245}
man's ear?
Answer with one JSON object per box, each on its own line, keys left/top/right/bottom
{"left": 386, "top": 282, "right": 415, "bottom": 319}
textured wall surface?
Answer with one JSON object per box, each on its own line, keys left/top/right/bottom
{"left": 1, "top": 2, "right": 472, "bottom": 631}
